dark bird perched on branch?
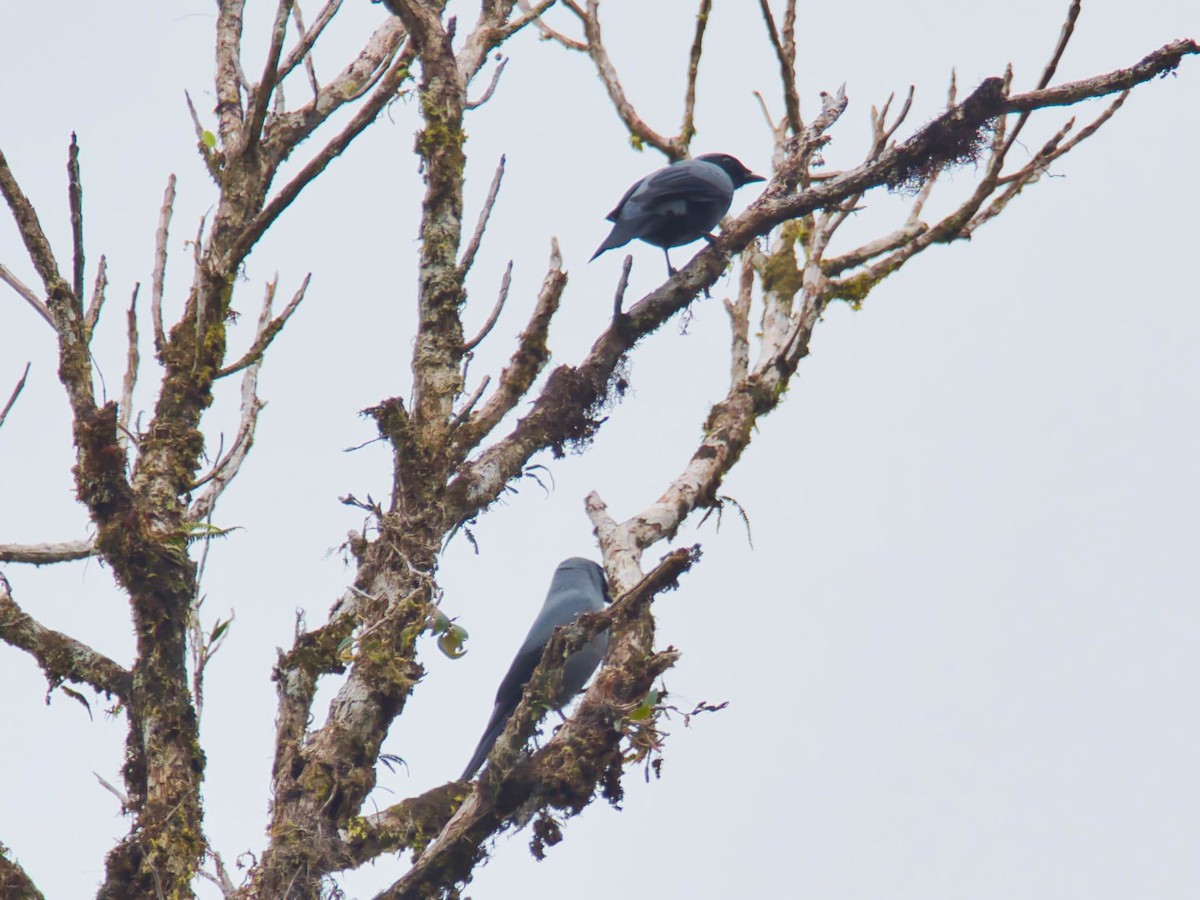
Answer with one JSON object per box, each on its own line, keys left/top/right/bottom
{"left": 460, "top": 558, "right": 612, "bottom": 781}
{"left": 591, "top": 153, "right": 765, "bottom": 275}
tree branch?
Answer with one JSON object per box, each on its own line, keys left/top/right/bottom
{"left": 383, "top": 547, "right": 697, "bottom": 897}
{"left": 0, "top": 539, "right": 97, "bottom": 565}
{"left": 0, "top": 574, "right": 132, "bottom": 700}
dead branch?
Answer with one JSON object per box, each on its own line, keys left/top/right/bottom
{"left": 450, "top": 375, "right": 491, "bottom": 430}
{"left": 465, "top": 56, "right": 508, "bottom": 109}
{"left": 83, "top": 255, "right": 107, "bottom": 340}
{"left": 570, "top": 0, "right": 682, "bottom": 159}
{"left": 118, "top": 284, "right": 140, "bottom": 453}
{"left": 0, "top": 362, "right": 30, "bottom": 432}
{"left": 279, "top": 0, "right": 343, "bottom": 89}
{"left": 462, "top": 260, "right": 511, "bottom": 352}
{"left": 190, "top": 283, "right": 273, "bottom": 520}
{"left": 724, "top": 255, "right": 754, "bottom": 387}
{"left": 458, "top": 154, "right": 506, "bottom": 276}
{"left": 217, "top": 273, "right": 310, "bottom": 378}
{"left": 0, "top": 539, "right": 97, "bottom": 565}
{"left": 758, "top": 0, "right": 801, "bottom": 133}
{"left": 0, "top": 150, "right": 79, "bottom": 322}
{"left": 679, "top": 0, "right": 713, "bottom": 146}
{"left": 0, "top": 262, "right": 54, "bottom": 328}
{"left": 289, "top": 1, "right": 322, "bottom": 102}
{"left": 67, "top": 133, "right": 85, "bottom": 302}
{"left": 229, "top": 27, "right": 412, "bottom": 266}
{"left": 150, "top": 174, "right": 175, "bottom": 352}
{"left": 612, "top": 253, "right": 633, "bottom": 320}
{"left": 451, "top": 239, "right": 566, "bottom": 456}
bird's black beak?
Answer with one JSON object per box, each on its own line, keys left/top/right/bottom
{"left": 746, "top": 172, "right": 766, "bottom": 184}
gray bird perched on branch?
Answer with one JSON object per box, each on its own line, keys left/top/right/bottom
{"left": 460, "top": 557, "right": 612, "bottom": 781}
{"left": 590, "top": 153, "right": 765, "bottom": 276}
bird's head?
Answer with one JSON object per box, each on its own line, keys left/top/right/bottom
{"left": 696, "top": 153, "right": 766, "bottom": 188}
{"left": 556, "top": 557, "right": 611, "bottom": 602}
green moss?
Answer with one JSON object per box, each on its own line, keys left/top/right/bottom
{"left": 761, "top": 220, "right": 805, "bottom": 302}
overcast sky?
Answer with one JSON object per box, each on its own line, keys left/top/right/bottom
{"left": 2, "top": 2, "right": 1198, "bottom": 898}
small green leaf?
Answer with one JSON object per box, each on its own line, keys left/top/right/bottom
{"left": 210, "top": 618, "right": 230, "bottom": 643}
{"left": 201, "top": 130, "right": 217, "bottom": 149}
{"left": 629, "top": 688, "right": 660, "bottom": 720}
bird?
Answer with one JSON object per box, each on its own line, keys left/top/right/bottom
{"left": 460, "top": 557, "right": 612, "bottom": 781}
{"left": 590, "top": 153, "right": 765, "bottom": 276}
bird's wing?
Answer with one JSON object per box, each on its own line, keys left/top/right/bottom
{"left": 605, "top": 177, "right": 648, "bottom": 222}
{"left": 606, "top": 162, "right": 733, "bottom": 222}
{"left": 633, "top": 162, "right": 733, "bottom": 206}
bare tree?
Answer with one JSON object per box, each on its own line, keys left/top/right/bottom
{"left": 1, "top": 1, "right": 1195, "bottom": 897}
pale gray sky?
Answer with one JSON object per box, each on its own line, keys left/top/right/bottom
{"left": 2, "top": 2, "right": 1198, "bottom": 898}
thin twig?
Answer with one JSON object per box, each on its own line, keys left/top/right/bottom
{"left": 450, "top": 375, "right": 491, "bottom": 430}
{"left": 1003, "top": 0, "right": 1082, "bottom": 157}
{"left": 0, "top": 262, "right": 53, "bottom": 327}
{"left": 458, "top": 155, "right": 506, "bottom": 275}
{"left": 450, "top": 239, "right": 566, "bottom": 453}
{"left": 279, "top": 0, "right": 344, "bottom": 82}
{"left": 462, "top": 262, "right": 512, "bottom": 352}
{"left": 516, "top": 0, "right": 584, "bottom": 50}
{"left": 150, "top": 175, "right": 176, "bottom": 352}
{"left": 289, "top": 0, "right": 323, "bottom": 101}
{"left": 0, "top": 362, "right": 31, "bottom": 431}
{"left": 465, "top": 57, "right": 508, "bottom": 109}
{"left": 216, "top": 273, "right": 310, "bottom": 378}
{"left": 67, "top": 133, "right": 85, "bottom": 302}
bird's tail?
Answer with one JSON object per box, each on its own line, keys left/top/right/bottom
{"left": 590, "top": 217, "right": 649, "bottom": 262}
{"left": 460, "top": 710, "right": 513, "bottom": 781}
